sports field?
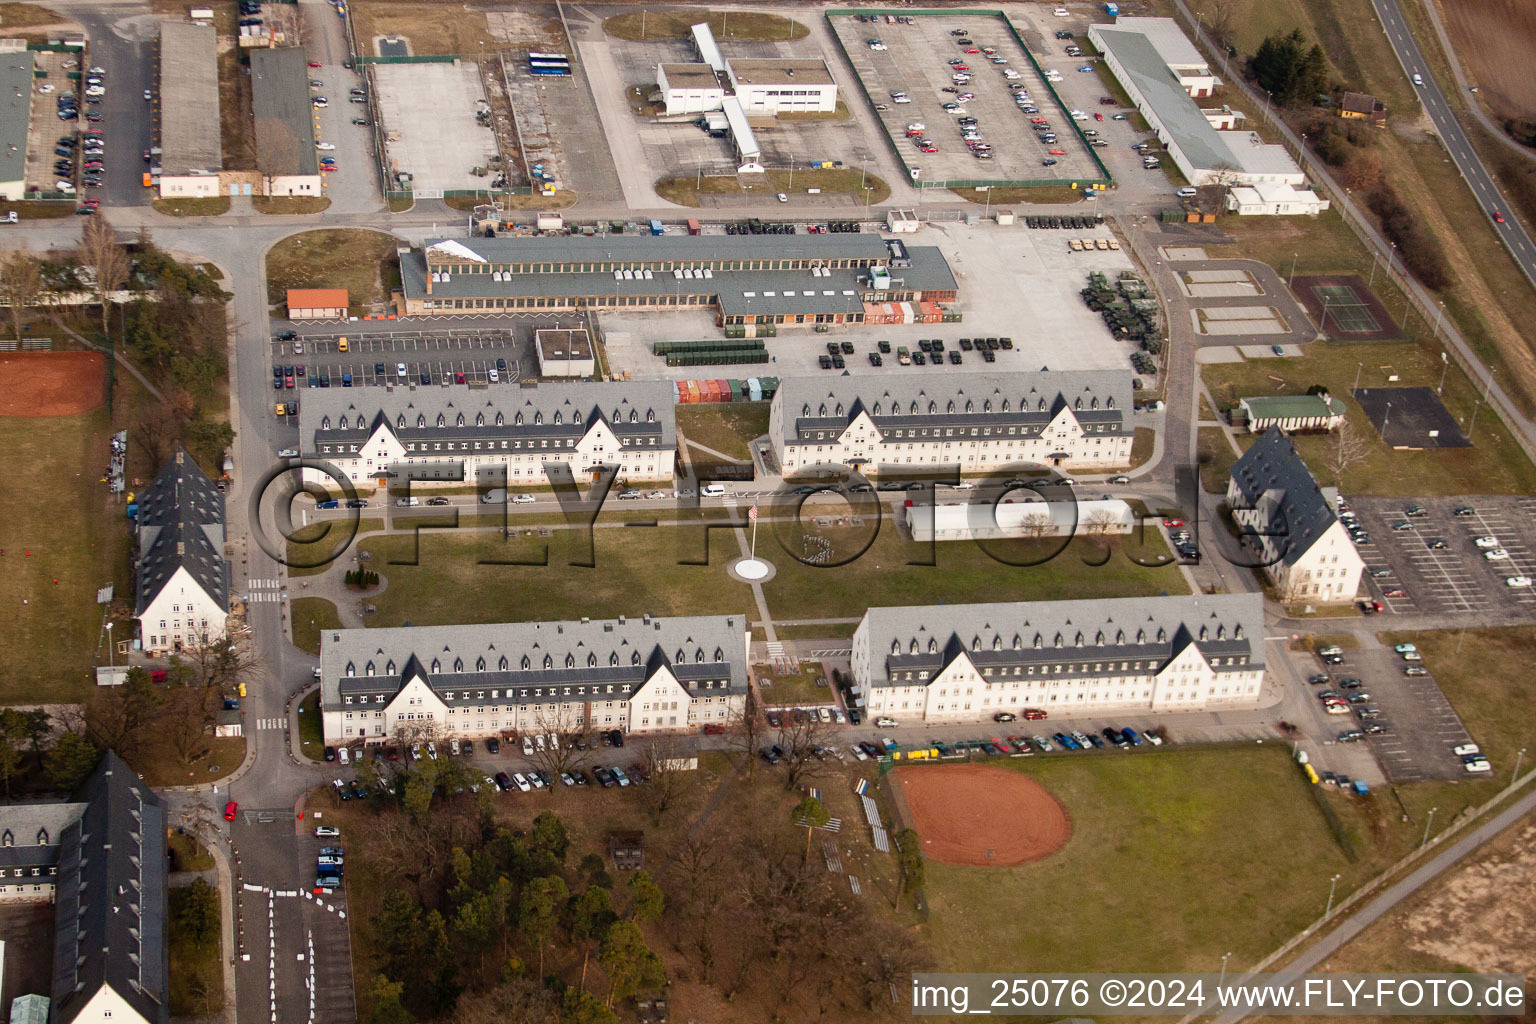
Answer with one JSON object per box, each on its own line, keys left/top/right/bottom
{"left": 1290, "top": 275, "right": 1398, "bottom": 340}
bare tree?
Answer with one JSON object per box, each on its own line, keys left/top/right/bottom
{"left": 523, "top": 704, "right": 591, "bottom": 782}
{"left": 253, "top": 116, "right": 301, "bottom": 193}
{"left": 0, "top": 245, "right": 43, "bottom": 342}
{"left": 79, "top": 216, "right": 130, "bottom": 337}
{"left": 1082, "top": 507, "right": 1120, "bottom": 538}
{"left": 773, "top": 713, "right": 833, "bottom": 791}
{"left": 727, "top": 680, "right": 765, "bottom": 776}
{"left": 1326, "top": 417, "right": 1369, "bottom": 488}
{"left": 639, "top": 735, "right": 698, "bottom": 824}
{"left": 133, "top": 403, "right": 185, "bottom": 470}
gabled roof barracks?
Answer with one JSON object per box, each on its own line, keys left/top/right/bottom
{"left": 863, "top": 595, "right": 1264, "bottom": 683}
{"left": 300, "top": 381, "right": 677, "bottom": 455}
{"left": 52, "top": 752, "right": 169, "bottom": 1024}
{"left": 1227, "top": 427, "right": 1338, "bottom": 567}
{"left": 777, "top": 371, "right": 1134, "bottom": 444}
{"left": 134, "top": 450, "right": 228, "bottom": 616}
{"left": 319, "top": 615, "right": 748, "bottom": 709}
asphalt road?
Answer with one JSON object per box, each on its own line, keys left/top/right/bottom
{"left": 52, "top": 2, "right": 157, "bottom": 208}
{"left": 1372, "top": 0, "right": 1536, "bottom": 289}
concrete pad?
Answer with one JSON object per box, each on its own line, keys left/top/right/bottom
{"left": 1201, "top": 319, "right": 1286, "bottom": 336}
{"left": 1245, "top": 343, "right": 1295, "bottom": 358}
{"left": 373, "top": 63, "right": 497, "bottom": 192}
{"left": 1184, "top": 269, "right": 1250, "bottom": 283}
{"left": 1195, "top": 345, "right": 1245, "bottom": 363}
{"left": 1160, "top": 246, "right": 1207, "bottom": 261}
{"left": 1200, "top": 305, "right": 1279, "bottom": 321}
{"left": 1187, "top": 282, "right": 1259, "bottom": 297}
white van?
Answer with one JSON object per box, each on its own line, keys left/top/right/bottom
{"left": 338, "top": 746, "right": 350, "bottom": 765}
{"left": 1177, "top": 187, "right": 1198, "bottom": 199}
{"left": 395, "top": 496, "right": 420, "bottom": 506}
{"left": 700, "top": 483, "right": 727, "bottom": 497}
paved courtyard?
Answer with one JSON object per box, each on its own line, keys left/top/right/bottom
{"left": 372, "top": 63, "right": 499, "bottom": 192}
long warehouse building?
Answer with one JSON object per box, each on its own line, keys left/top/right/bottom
{"left": 157, "top": 22, "right": 222, "bottom": 198}
{"left": 399, "top": 235, "right": 958, "bottom": 329}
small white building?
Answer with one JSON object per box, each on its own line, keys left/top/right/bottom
{"left": 535, "top": 327, "right": 596, "bottom": 378}
{"left": 850, "top": 595, "right": 1266, "bottom": 722}
{"left": 319, "top": 614, "right": 750, "bottom": 743}
{"left": 1227, "top": 427, "right": 1364, "bottom": 604}
{"left": 135, "top": 449, "right": 230, "bottom": 656}
{"left": 905, "top": 497, "right": 1134, "bottom": 542}
{"left": 656, "top": 62, "right": 725, "bottom": 115}
{"left": 1226, "top": 181, "right": 1331, "bottom": 216}
{"left": 725, "top": 59, "right": 838, "bottom": 115}
{"left": 1238, "top": 393, "right": 1346, "bottom": 432}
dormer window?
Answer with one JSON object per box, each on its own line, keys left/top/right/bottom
{"left": 927, "top": 638, "right": 937, "bottom": 653}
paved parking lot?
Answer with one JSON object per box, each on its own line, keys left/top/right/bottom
{"left": 269, "top": 327, "right": 529, "bottom": 389}
{"left": 372, "top": 63, "right": 498, "bottom": 192}
{"left": 1349, "top": 495, "right": 1536, "bottom": 615}
{"left": 1306, "top": 643, "right": 1475, "bottom": 783}
{"left": 829, "top": 11, "right": 1100, "bottom": 186}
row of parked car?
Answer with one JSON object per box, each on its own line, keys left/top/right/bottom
{"left": 323, "top": 729, "right": 629, "bottom": 765}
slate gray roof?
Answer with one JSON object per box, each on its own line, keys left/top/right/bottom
{"left": 158, "top": 22, "right": 221, "bottom": 176}
{"left": 319, "top": 614, "right": 748, "bottom": 711}
{"left": 135, "top": 450, "right": 229, "bottom": 615}
{"left": 776, "top": 370, "right": 1134, "bottom": 445}
{"left": 422, "top": 233, "right": 892, "bottom": 268}
{"left": 1227, "top": 426, "right": 1337, "bottom": 567}
{"left": 862, "top": 595, "right": 1264, "bottom": 684}
{"left": 0, "top": 53, "right": 34, "bottom": 190}
{"left": 251, "top": 47, "right": 318, "bottom": 177}
{"left": 0, "top": 800, "right": 84, "bottom": 872}
{"left": 52, "top": 751, "right": 168, "bottom": 1024}
{"left": 1093, "top": 26, "right": 1237, "bottom": 173}
{"left": 299, "top": 380, "right": 676, "bottom": 455}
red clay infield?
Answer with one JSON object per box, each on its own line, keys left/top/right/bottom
{"left": 0, "top": 352, "right": 105, "bottom": 417}
{"left": 896, "top": 763, "right": 1071, "bottom": 867}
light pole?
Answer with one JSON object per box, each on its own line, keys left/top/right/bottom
{"left": 1325, "top": 873, "right": 1341, "bottom": 917}
{"left": 1512, "top": 747, "right": 1527, "bottom": 788}
{"left": 1288, "top": 251, "right": 1298, "bottom": 287}
{"left": 1263, "top": 89, "right": 1272, "bottom": 123}
{"left": 1319, "top": 295, "right": 1333, "bottom": 338}
{"left": 1437, "top": 351, "right": 1448, "bottom": 394}
{"left": 1354, "top": 361, "right": 1363, "bottom": 391}
{"left": 1219, "top": 951, "right": 1232, "bottom": 986}
{"left": 1420, "top": 806, "right": 1437, "bottom": 849}
{"left": 105, "top": 621, "right": 114, "bottom": 670}
{"left": 788, "top": 154, "right": 795, "bottom": 191}
{"left": 1432, "top": 301, "right": 1445, "bottom": 342}
{"left": 1368, "top": 248, "right": 1380, "bottom": 287}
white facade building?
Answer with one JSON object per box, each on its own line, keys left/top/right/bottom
{"left": 134, "top": 450, "right": 230, "bottom": 656}
{"left": 655, "top": 63, "right": 725, "bottom": 115}
{"left": 850, "top": 595, "right": 1266, "bottom": 722}
{"left": 1226, "top": 427, "right": 1364, "bottom": 603}
{"left": 319, "top": 614, "right": 750, "bottom": 744}
{"left": 725, "top": 59, "right": 838, "bottom": 114}
{"left": 905, "top": 497, "right": 1135, "bottom": 542}
{"left": 770, "top": 371, "right": 1134, "bottom": 478}
{"left": 299, "top": 381, "right": 677, "bottom": 489}
{"left": 1226, "top": 181, "right": 1331, "bottom": 216}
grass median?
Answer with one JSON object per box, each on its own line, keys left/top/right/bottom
{"left": 292, "top": 597, "right": 341, "bottom": 655}
{"left": 604, "top": 10, "right": 806, "bottom": 42}
{"left": 655, "top": 168, "right": 891, "bottom": 208}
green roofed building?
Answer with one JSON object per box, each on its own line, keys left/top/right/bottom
{"left": 1237, "top": 393, "right": 1346, "bottom": 434}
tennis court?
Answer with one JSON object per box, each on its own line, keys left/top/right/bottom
{"left": 1290, "top": 275, "right": 1398, "bottom": 340}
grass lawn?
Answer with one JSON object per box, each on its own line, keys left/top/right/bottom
{"left": 756, "top": 664, "right": 830, "bottom": 706}
{"left": 292, "top": 597, "right": 341, "bottom": 656}
{"left": 132, "top": 735, "right": 245, "bottom": 787}
{"left": 676, "top": 403, "right": 769, "bottom": 461}
{"left": 355, "top": 518, "right": 1182, "bottom": 627}
{"left": 767, "top": 621, "right": 861, "bottom": 641}
{"left": 1201, "top": 342, "right": 1536, "bottom": 496}
{"left": 386, "top": 196, "right": 413, "bottom": 213}
{"left": 287, "top": 518, "right": 384, "bottom": 576}
{"left": 153, "top": 197, "right": 231, "bottom": 217}
{"left": 655, "top": 168, "right": 891, "bottom": 208}
{"left": 1129, "top": 425, "right": 1155, "bottom": 468}
{"left": 168, "top": 884, "right": 224, "bottom": 1016}
{"left": 167, "top": 832, "right": 215, "bottom": 872}
{"left": 0, "top": 404, "right": 134, "bottom": 704}
{"left": 923, "top": 747, "right": 1401, "bottom": 975}
{"left": 252, "top": 196, "right": 332, "bottom": 215}
{"left": 1378, "top": 626, "right": 1536, "bottom": 779}
{"left": 0, "top": 2, "right": 63, "bottom": 26}
{"left": 297, "top": 689, "right": 324, "bottom": 758}
{"left": 604, "top": 10, "right": 806, "bottom": 42}
{"left": 264, "top": 229, "right": 402, "bottom": 316}
{"left": 0, "top": 199, "right": 74, "bottom": 219}
{"left": 1196, "top": 427, "right": 1239, "bottom": 493}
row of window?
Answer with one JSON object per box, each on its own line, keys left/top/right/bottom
{"left": 888, "top": 656, "right": 1250, "bottom": 682}
{"left": 421, "top": 294, "right": 714, "bottom": 310}
{"left": 875, "top": 680, "right": 1261, "bottom": 710}
{"left": 432, "top": 257, "right": 881, "bottom": 275}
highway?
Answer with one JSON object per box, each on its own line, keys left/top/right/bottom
{"left": 1371, "top": 0, "right": 1536, "bottom": 290}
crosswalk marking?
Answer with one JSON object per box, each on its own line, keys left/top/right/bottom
{"left": 256, "top": 718, "right": 285, "bottom": 731}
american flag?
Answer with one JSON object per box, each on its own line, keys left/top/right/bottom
{"left": 748, "top": 505, "right": 758, "bottom": 521}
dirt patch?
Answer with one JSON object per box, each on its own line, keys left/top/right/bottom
{"left": 1394, "top": 819, "right": 1536, "bottom": 975}
{"left": 1438, "top": 0, "right": 1536, "bottom": 124}
{"left": 0, "top": 352, "right": 104, "bottom": 417}
{"left": 896, "top": 763, "right": 1070, "bottom": 867}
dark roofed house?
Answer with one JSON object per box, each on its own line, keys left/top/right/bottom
{"left": 1338, "top": 91, "right": 1386, "bottom": 125}
{"left": 49, "top": 751, "right": 169, "bottom": 1024}
{"left": 1226, "top": 427, "right": 1364, "bottom": 603}
{"left": 135, "top": 449, "right": 230, "bottom": 655}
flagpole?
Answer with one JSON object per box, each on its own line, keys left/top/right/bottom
{"left": 749, "top": 508, "right": 758, "bottom": 560}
